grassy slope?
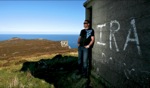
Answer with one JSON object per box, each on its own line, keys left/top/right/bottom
{"left": 0, "top": 39, "right": 77, "bottom": 88}
{"left": 0, "top": 39, "right": 105, "bottom": 88}
{"left": 0, "top": 53, "right": 78, "bottom": 88}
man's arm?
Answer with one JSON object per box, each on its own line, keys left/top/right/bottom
{"left": 85, "top": 36, "right": 95, "bottom": 48}
{"left": 78, "top": 36, "right": 81, "bottom": 47}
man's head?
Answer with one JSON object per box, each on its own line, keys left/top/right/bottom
{"left": 83, "top": 20, "right": 90, "bottom": 29}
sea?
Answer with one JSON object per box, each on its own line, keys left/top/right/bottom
{"left": 0, "top": 34, "right": 79, "bottom": 49}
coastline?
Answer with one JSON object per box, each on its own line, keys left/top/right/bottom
{"left": 0, "top": 38, "right": 78, "bottom": 87}
{"left": 0, "top": 38, "right": 77, "bottom": 68}
{"left": 0, "top": 34, "right": 79, "bottom": 48}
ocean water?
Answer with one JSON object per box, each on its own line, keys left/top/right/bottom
{"left": 0, "top": 34, "right": 79, "bottom": 48}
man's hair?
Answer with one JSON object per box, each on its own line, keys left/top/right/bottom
{"left": 85, "top": 20, "right": 91, "bottom": 24}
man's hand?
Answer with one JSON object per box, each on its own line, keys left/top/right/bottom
{"left": 78, "top": 44, "right": 80, "bottom": 47}
{"left": 85, "top": 45, "right": 90, "bottom": 48}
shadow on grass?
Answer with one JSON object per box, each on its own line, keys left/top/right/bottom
{"left": 20, "top": 54, "right": 91, "bottom": 88}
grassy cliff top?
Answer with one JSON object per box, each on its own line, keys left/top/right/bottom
{"left": 0, "top": 38, "right": 77, "bottom": 69}
{"left": 0, "top": 38, "right": 78, "bottom": 88}
{"left": 0, "top": 38, "right": 105, "bottom": 88}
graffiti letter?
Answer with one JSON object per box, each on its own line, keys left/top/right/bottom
{"left": 123, "top": 19, "right": 141, "bottom": 55}
{"left": 110, "top": 20, "right": 120, "bottom": 52}
{"left": 97, "top": 24, "right": 106, "bottom": 46}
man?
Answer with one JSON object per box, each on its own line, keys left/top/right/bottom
{"left": 78, "top": 20, "right": 95, "bottom": 78}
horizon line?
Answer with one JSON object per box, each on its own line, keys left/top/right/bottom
{"left": 0, "top": 33, "right": 79, "bottom": 35}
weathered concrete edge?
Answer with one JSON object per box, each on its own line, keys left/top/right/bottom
{"left": 83, "top": 0, "right": 92, "bottom": 7}
{"left": 91, "top": 70, "right": 114, "bottom": 88}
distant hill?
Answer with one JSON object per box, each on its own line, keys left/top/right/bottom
{"left": 0, "top": 38, "right": 77, "bottom": 60}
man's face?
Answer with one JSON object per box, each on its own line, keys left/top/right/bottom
{"left": 83, "top": 21, "right": 89, "bottom": 29}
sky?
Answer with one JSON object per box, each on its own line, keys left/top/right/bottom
{"left": 0, "top": 0, "right": 86, "bottom": 34}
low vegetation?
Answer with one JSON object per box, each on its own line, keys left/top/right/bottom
{"left": 0, "top": 39, "right": 78, "bottom": 88}
{"left": 0, "top": 69, "right": 54, "bottom": 88}
{"left": 0, "top": 53, "right": 78, "bottom": 88}
{"left": 0, "top": 39, "right": 104, "bottom": 88}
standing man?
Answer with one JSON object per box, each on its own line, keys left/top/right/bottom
{"left": 78, "top": 20, "right": 95, "bottom": 78}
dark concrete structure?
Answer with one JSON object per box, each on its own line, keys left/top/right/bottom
{"left": 84, "top": 0, "right": 150, "bottom": 87}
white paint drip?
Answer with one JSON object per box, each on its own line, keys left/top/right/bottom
{"left": 97, "top": 68, "right": 99, "bottom": 72}
{"left": 109, "top": 57, "right": 112, "bottom": 60}
{"left": 131, "top": 68, "right": 135, "bottom": 71}
{"left": 124, "top": 68, "right": 135, "bottom": 80}
{"left": 123, "top": 19, "right": 141, "bottom": 55}
{"left": 97, "top": 24, "right": 106, "bottom": 46}
{"left": 124, "top": 70, "right": 129, "bottom": 79}
{"left": 110, "top": 20, "right": 120, "bottom": 52}
{"left": 102, "top": 52, "right": 107, "bottom": 62}
{"left": 127, "top": 68, "right": 135, "bottom": 75}
{"left": 102, "top": 52, "right": 106, "bottom": 57}
{"left": 97, "top": 42, "right": 106, "bottom": 45}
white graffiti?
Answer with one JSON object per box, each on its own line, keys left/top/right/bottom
{"left": 124, "top": 68, "right": 135, "bottom": 79}
{"left": 110, "top": 20, "right": 120, "bottom": 52}
{"left": 96, "top": 67, "right": 99, "bottom": 72}
{"left": 109, "top": 57, "right": 112, "bottom": 60}
{"left": 97, "top": 18, "right": 141, "bottom": 55}
{"left": 97, "top": 23, "right": 106, "bottom": 46}
{"left": 123, "top": 19, "right": 141, "bottom": 55}
{"left": 102, "top": 52, "right": 106, "bottom": 57}
{"left": 124, "top": 70, "right": 129, "bottom": 79}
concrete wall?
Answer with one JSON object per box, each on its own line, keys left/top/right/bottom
{"left": 84, "top": 0, "right": 150, "bottom": 87}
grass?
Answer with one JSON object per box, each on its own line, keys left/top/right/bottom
{"left": 0, "top": 39, "right": 79, "bottom": 88}
{"left": 0, "top": 69, "right": 54, "bottom": 88}
{"left": 0, "top": 52, "right": 78, "bottom": 88}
